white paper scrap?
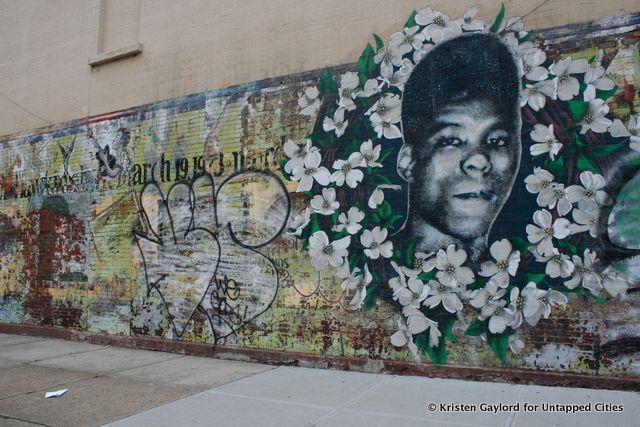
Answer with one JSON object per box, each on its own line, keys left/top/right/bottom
{"left": 44, "top": 389, "right": 68, "bottom": 399}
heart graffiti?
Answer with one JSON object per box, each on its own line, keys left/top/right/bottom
{"left": 134, "top": 170, "right": 291, "bottom": 341}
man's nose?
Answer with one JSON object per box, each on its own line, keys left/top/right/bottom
{"left": 461, "top": 153, "right": 491, "bottom": 177}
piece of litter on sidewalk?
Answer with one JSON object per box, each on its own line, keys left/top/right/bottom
{"left": 44, "top": 389, "right": 68, "bottom": 399}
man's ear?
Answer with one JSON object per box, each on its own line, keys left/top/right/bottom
{"left": 397, "top": 143, "right": 415, "bottom": 183}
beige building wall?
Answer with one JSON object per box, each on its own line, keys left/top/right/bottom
{"left": 0, "top": 0, "right": 637, "bottom": 138}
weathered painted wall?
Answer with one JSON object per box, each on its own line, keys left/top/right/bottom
{"left": 1, "top": 5, "right": 640, "bottom": 381}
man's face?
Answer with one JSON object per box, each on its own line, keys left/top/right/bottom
{"left": 407, "top": 99, "right": 521, "bottom": 240}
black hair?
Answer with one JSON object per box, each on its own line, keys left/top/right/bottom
{"left": 401, "top": 32, "right": 520, "bottom": 145}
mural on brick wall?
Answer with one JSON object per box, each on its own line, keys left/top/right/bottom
{"left": 1, "top": 5, "right": 640, "bottom": 373}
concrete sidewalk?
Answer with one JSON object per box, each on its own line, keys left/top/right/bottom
{"left": 0, "top": 333, "right": 638, "bottom": 427}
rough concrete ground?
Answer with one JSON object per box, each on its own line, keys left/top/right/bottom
{"left": 0, "top": 333, "right": 638, "bottom": 427}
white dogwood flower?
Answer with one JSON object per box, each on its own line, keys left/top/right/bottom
{"left": 509, "top": 335, "right": 525, "bottom": 354}
{"left": 333, "top": 207, "right": 365, "bottom": 235}
{"left": 390, "top": 26, "right": 425, "bottom": 55}
{"left": 337, "top": 72, "right": 361, "bottom": 111}
{"left": 519, "top": 48, "right": 549, "bottom": 81}
{"left": 390, "top": 318, "right": 420, "bottom": 360}
{"left": 331, "top": 152, "right": 365, "bottom": 188}
{"left": 291, "top": 150, "right": 331, "bottom": 192}
{"left": 610, "top": 116, "right": 640, "bottom": 151}
{"left": 308, "top": 231, "right": 350, "bottom": 271}
{"left": 416, "top": 7, "right": 462, "bottom": 43}
{"left": 479, "top": 239, "right": 521, "bottom": 288}
{"left": 358, "top": 139, "right": 382, "bottom": 168}
{"left": 403, "top": 251, "right": 437, "bottom": 277}
{"left": 525, "top": 167, "right": 556, "bottom": 207}
{"left": 412, "top": 41, "right": 434, "bottom": 63}
{"left": 509, "top": 283, "right": 545, "bottom": 328}
{"left": 391, "top": 272, "right": 428, "bottom": 308}
{"left": 283, "top": 138, "right": 316, "bottom": 174}
{"left": 481, "top": 298, "right": 515, "bottom": 334}
{"left": 365, "top": 93, "right": 401, "bottom": 117}
{"left": 379, "top": 67, "right": 410, "bottom": 90}
{"left": 298, "top": 86, "right": 320, "bottom": 116}
{"left": 530, "top": 124, "right": 562, "bottom": 160}
{"left": 323, "top": 107, "right": 348, "bottom": 137}
{"left": 583, "top": 267, "right": 630, "bottom": 297}
{"left": 342, "top": 264, "right": 372, "bottom": 310}
{"left": 578, "top": 98, "right": 612, "bottom": 134}
{"left": 358, "top": 79, "right": 382, "bottom": 98}
{"left": 310, "top": 187, "right": 340, "bottom": 215}
{"left": 583, "top": 65, "right": 615, "bottom": 101}
{"left": 534, "top": 249, "right": 575, "bottom": 278}
{"left": 538, "top": 183, "right": 573, "bottom": 216}
{"left": 373, "top": 45, "right": 403, "bottom": 78}
{"left": 398, "top": 57, "right": 415, "bottom": 76}
{"left": 424, "top": 279, "right": 463, "bottom": 313}
{"left": 470, "top": 282, "right": 506, "bottom": 310}
{"left": 565, "top": 171, "right": 612, "bottom": 212}
{"left": 521, "top": 80, "right": 556, "bottom": 111}
{"left": 287, "top": 207, "right": 311, "bottom": 236}
{"left": 565, "top": 249, "right": 599, "bottom": 289}
{"left": 526, "top": 210, "right": 571, "bottom": 255}
{"left": 370, "top": 107, "right": 402, "bottom": 139}
{"left": 361, "top": 226, "right": 393, "bottom": 259}
{"left": 457, "top": 6, "right": 484, "bottom": 31}
{"left": 549, "top": 57, "right": 588, "bottom": 101}
{"left": 569, "top": 208, "right": 600, "bottom": 237}
{"left": 367, "top": 184, "right": 401, "bottom": 209}
{"left": 435, "top": 244, "right": 474, "bottom": 286}
{"left": 402, "top": 306, "right": 441, "bottom": 347}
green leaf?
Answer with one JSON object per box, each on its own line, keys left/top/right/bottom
{"left": 372, "top": 173, "right": 393, "bottom": 186}
{"left": 557, "top": 238, "right": 577, "bottom": 254}
{"left": 310, "top": 213, "right": 320, "bottom": 234}
{"left": 373, "top": 33, "right": 384, "bottom": 51}
{"left": 509, "top": 236, "right": 530, "bottom": 253}
{"left": 279, "top": 159, "right": 292, "bottom": 181}
{"left": 577, "top": 153, "right": 600, "bottom": 174}
{"left": 588, "top": 55, "right": 597, "bottom": 64}
{"left": 383, "top": 214, "right": 404, "bottom": 230}
{"left": 545, "top": 155, "right": 565, "bottom": 178}
{"left": 489, "top": 3, "right": 506, "bottom": 33}
{"left": 586, "top": 144, "right": 624, "bottom": 158}
{"left": 424, "top": 335, "right": 447, "bottom": 365}
{"left": 319, "top": 67, "right": 337, "bottom": 97}
{"left": 487, "top": 332, "right": 510, "bottom": 363}
{"left": 519, "top": 31, "right": 533, "bottom": 42}
{"left": 578, "top": 287, "right": 607, "bottom": 304}
{"left": 404, "top": 236, "right": 419, "bottom": 268}
{"left": 596, "top": 85, "right": 619, "bottom": 101}
{"left": 362, "top": 285, "right": 379, "bottom": 311}
{"left": 417, "top": 271, "right": 436, "bottom": 282}
{"left": 404, "top": 10, "right": 417, "bottom": 28}
{"left": 306, "top": 128, "right": 334, "bottom": 147}
{"left": 370, "top": 212, "right": 380, "bottom": 223}
{"left": 348, "top": 254, "right": 358, "bottom": 272}
{"left": 377, "top": 201, "right": 392, "bottom": 219}
{"left": 357, "top": 44, "right": 377, "bottom": 86}
{"left": 525, "top": 273, "right": 546, "bottom": 284}
{"left": 378, "top": 147, "right": 395, "bottom": 163}
{"left": 465, "top": 318, "right": 486, "bottom": 336}
{"left": 442, "top": 316, "right": 457, "bottom": 343}
{"left": 567, "top": 100, "right": 590, "bottom": 122}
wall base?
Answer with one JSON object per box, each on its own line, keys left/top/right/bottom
{"left": 1, "top": 322, "right": 638, "bottom": 392}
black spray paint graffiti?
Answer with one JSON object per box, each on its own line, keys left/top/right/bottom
{"left": 134, "top": 170, "right": 291, "bottom": 342}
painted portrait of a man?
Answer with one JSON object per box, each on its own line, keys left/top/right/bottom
{"left": 397, "top": 33, "right": 522, "bottom": 263}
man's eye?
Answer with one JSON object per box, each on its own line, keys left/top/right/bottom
{"left": 486, "top": 137, "right": 507, "bottom": 146}
{"left": 438, "top": 137, "right": 462, "bottom": 147}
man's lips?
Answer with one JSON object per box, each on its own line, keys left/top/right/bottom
{"left": 452, "top": 190, "right": 496, "bottom": 201}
